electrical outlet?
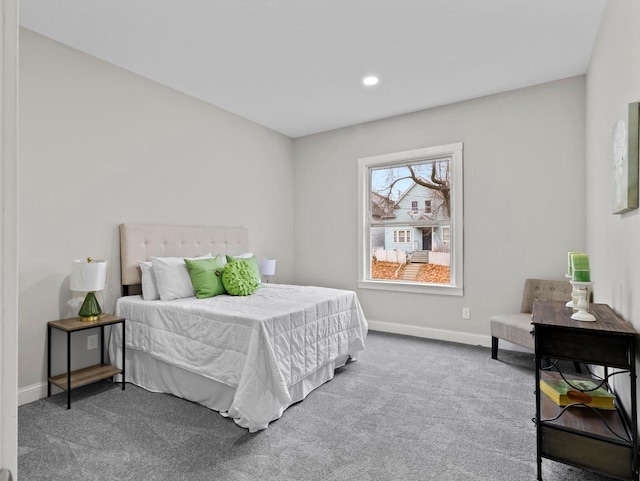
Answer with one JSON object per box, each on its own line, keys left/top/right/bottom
{"left": 462, "top": 307, "right": 471, "bottom": 319}
{"left": 87, "top": 334, "right": 98, "bottom": 350}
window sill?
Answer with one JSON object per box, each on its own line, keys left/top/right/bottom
{"left": 358, "top": 279, "right": 463, "bottom": 296}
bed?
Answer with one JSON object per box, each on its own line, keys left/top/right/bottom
{"left": 109, "top": 223, "right": 368, "bottom": 432}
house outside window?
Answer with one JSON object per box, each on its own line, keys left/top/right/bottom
{"left": 358, "top": 143, "right": 464, "bottom": 296}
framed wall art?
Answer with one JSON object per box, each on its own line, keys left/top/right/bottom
{"left": 613, "top": 102, "right": 639, "bottom": 214}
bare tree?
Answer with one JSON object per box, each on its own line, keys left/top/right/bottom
{"left": 375, "top": 161, "right": 451, "bottom": 218}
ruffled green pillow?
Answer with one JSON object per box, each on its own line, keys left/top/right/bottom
{"left": 221, "top": 259, "right": 259, "bottom": 296}
{"left": 226, "top": 254, "right": 261, "bottom": 283}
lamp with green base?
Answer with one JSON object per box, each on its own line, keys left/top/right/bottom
{"left": 71, "top": 257, "right": 108, "bottom": 322}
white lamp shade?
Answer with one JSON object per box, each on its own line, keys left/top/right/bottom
{"left": 259, "top": 258, "right": 276, "bottom": 277}
{"left": 70, "top": 259, "right": 108, "bottom": 292}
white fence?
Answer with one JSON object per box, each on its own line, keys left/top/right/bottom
{"left": 372, "top": 248, "right": 407, "bottom": 264}
{"left": 372, "top": 248, "right": 450, "bottom": 266}
{"left": 429, "top": 252, "right": 450, "bottom": 266}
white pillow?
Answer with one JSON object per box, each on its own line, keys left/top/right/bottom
{"left": 140, "top": 261, "right": 160, "bottom": 301}
{"left": 152, "top": 254, "right": 212, "bottom": 301}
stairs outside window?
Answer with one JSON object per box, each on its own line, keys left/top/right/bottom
{"left": 410, "top": 250, "right": 429, "bottom": 264}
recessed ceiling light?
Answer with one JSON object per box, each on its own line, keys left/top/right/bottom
{"left": 363, "top": 76, "right": 379, "bottom": 86}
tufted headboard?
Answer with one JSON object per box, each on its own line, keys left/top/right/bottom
{"left": 120, "top": 223, "right": 249, "bottom": 295}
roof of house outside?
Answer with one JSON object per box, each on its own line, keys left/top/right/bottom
{"left": 371, "top": 192, "right": 396, "bottom": 219}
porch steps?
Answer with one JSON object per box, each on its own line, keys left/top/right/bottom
{"left": 402, "top": 264, "right": 421, "bottom": 281}
{"left": 410, "top": 251, "right": 429, "bottom": 264}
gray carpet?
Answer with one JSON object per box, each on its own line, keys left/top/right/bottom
{"left": 19, "top": 331, "right": 617, "bottom": 481}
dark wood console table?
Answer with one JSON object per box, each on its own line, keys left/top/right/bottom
{"left": 532, "top": 300, "right": 638, "bottom": 481}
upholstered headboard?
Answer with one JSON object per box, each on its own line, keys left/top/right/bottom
{"left": 120, "top": 223, "right": 249, "bottom": 294}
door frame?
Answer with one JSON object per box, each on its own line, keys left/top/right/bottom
{"left": 1, "top": 0, "right": 19, "bottom": 478}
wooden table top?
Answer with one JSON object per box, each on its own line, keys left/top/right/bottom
{"left": 532, "top": 300, "right": 637, "bottom": 336}
{"left": 48, "top": 313, "right": 124, "bottom": 332}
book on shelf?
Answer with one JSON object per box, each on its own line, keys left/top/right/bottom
{"left": 539, "top": 378, "right": 616, "bottom": 410}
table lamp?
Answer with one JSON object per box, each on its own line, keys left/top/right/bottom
{"left": 260, "top": 258, "right": 276, "bottom": 283}
{"left": 71, "top": 257, "right": 108, "bottom": 322}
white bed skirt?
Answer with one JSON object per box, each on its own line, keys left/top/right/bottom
{"left": 113, "top": 346, "right": 351, "bottom": 430}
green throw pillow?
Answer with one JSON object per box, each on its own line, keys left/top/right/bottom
{"left": 184, "top": 255, "right": 227, "bottom": 299}
{"left": 226, "top": 254, "right": 261, "bottom": 283}
{"left": 222, "top": 259, "right": 259, "bottom": 296}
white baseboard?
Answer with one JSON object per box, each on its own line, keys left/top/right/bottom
{"left": 367, "top": 319, "right": 493, "bottom": 348}
{"left": 18, "top": 382, "right": 48, "bottom": 406}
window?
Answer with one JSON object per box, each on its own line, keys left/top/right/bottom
{"left": 393, "top": 229, "right": 412, "bottom": 243}
{"left": 358, "top": 143, "right": 463, "bottom": 295}
{"left": 442, "top": 226, "right": 450, "bottom": 244}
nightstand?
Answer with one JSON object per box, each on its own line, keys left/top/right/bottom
{"left": 47, "top": 314, "right": 125, "bottom": 409}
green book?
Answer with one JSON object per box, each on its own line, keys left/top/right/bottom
{"left": 540, "top": 378, "right": 615, "bottom": 410}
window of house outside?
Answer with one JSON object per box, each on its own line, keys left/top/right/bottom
{"left": 358, "top": 143, "right": 463, "bottom": 295}
{"left": 442, "top": 226, "right": 450, "bottom": 245}
{"left": 393, "top": 230, "right": 412, "bottom": 243}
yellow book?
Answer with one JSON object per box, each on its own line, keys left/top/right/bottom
{"left": 540, "top": 378, "right": 616, "bottom": 410}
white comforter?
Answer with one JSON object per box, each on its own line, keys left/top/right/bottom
{"left": 113, "top": 284, "right": 367, "bottom": 431}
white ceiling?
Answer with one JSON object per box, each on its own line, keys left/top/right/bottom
{"left": 20, "top": 0, "right": 606, "bottom": 138}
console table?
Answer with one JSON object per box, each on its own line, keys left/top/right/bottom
{"left": 532, "top": 300, "right": 638, "bottom": 481}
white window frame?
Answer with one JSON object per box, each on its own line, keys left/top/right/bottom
{"left": 358, "top": 143, "right": 463, "bottom": 296}
{"left": 393, "top": 229, "right": 412, "bottom": 244}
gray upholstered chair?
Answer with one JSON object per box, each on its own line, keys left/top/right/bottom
{"left": 490, "top": 278, "right": 573, "bottom": 360}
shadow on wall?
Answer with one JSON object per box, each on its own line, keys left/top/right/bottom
{"left": 611, "top": 278, "right": 634, "bottom": 325}
{"left": 58, "top": 275, "right": 82, "bottom": 319}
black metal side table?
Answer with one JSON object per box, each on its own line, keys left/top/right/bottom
{"left": 47, "top": 314, "right": 125, "bottom": 409}
{"left": 532, "top": 300, "right": 638, "bottom": 481}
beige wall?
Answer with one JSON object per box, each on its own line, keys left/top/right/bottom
{"left": 585, "top": 1, "right": 640, "bottom": 411}
{"left": 586, "top": 0, "right": 640, "bottom": 320}
{"left": 19, "top": 26, "right": 594, "bottom": 396}
{"left": 293, "top": 76, "right": 587, "bottom": 342}
{"left": 18, "top": 29, "right": 295, "bottom": 392}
